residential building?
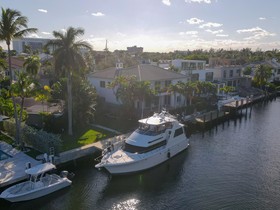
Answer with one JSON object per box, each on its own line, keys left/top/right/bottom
{"left": 4, "top": 56, "right": 24, "bottom": 80}
{"left": 87, "top": 63, "right": 188, "bottom": 114}
{"left": 244, "top": 59, "right": 280, "bottom": 82}
{"left": 127, "top": 46, "right": 143, "bottom": 57}
{"left": 171, "top": 59, "right": 218, "bottom": 82}
{"left": 12, "top": 38, "right": 53, "bottom": 54}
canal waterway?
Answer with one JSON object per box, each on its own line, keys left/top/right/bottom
{"left": 1, "top": 98, "right": 280, "bottom": 209}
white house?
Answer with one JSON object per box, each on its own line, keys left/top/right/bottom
{"left": 244, "top": 59, "right": 280, "bottom": 82}
{"left": 87, "top": 63, "right": 188, "bottom": 113}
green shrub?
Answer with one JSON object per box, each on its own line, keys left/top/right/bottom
{"left": 22, "top": 126, "right": 61, "bottom": 155}
{"left": 2, "top": 119, "right": 17, "bottom": 137}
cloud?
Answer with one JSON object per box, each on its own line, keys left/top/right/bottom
{"left": 185, "top": 0, "right": 212, "bottom": 3}
{"left": 60, "top": 29, "right": 67, "bottom": 33}
{"left": 92, "top": 12, "right": 105, "bottom": 17}
{"left": 179, "top": 31, "right": 198, "bottom": 36}
{"left": 237, "top": 27, "right": 276, "bottom": 40}
{"left": 116, "top": 32, "right": 127, "bottom": 37}
{"left": 41, "top": 32, "right": 51, "bottom": 35}
{"left": 205, "top": 29, "right": 223, "bottom": 34}
{"left": 237, "top": 27, "right": 265, "bottom": 33}
{"left": 26, "top": 33, "right": 41, "bottom": 38}
{"left": 199, "top": 22, "right": 223, "bottom": 28}
{"left": 162, "top": 0, "right": 171, "bottom": 6}
{"left": 187, "top": 18, "right": 204, "bottom": 25}
{"left": 38, "top": 9, "right": 48, "bottom": 13}
{"left": 259, "top": 17, "right": 266, "bottom": 20}
{"left": 216, "top": 34, "right": 229, "bottom": 37}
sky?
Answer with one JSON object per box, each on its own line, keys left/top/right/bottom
{"left": 1, "top": 0, "right": 280, "bottom": 52}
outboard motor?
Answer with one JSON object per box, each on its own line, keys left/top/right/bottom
{"left": 60, "top": 170, "right": 69, "bottom": 178}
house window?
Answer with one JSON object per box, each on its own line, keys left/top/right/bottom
{"left": 164, "top": 95, "right": 171, "bottom": 106}
{"left": 230, "top": 70, "right": 233, "bottom": 77}
{"left": 223, "top": 70, "right": 227, "bottom": 78}
{"left": 277, "top": 69, "right": 280, "bottom": 74}
{"left": 205, "top": 72, "right": 213, "bottom": 81}
{"left": 177, "top": 95, "right": 181, "bottom": 103}
{"left": 191, "top": 73, "right": 199, "bottom": 81}
{"left": 100, "top": 81, "right": 105, "bottom": 88}
{"left": 165, "top": 80, "right": 171, "bottom": 88}
{"left": 236, "top": 69, "right": 241, "bottom": 76}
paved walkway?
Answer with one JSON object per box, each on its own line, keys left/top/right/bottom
{"left": 0, "top": 141, "right": 40, "bottom": 188}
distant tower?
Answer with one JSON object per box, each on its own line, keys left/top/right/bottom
{"left": 104, "top": 39, "right": 109, "bottom": 52}
{"left": 104, "top": 39, "right": 109, "bottom": 64}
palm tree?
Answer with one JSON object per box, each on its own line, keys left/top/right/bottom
{"left": 11, "top": 71, "right": 39, "bottom": 146}
{"left": 23, "top": 55, "right": 41, "bottom": 78}
{"left": 0, "top": 7, "right": 37, "bottom": 83}
{"left": 0, "top": 7, "right": 37, "bottom": 145}
{"left": 46, "top": 27, "right": 93, "bottom": 135}
{"left": 253, "top": 64, "right": 272, "bottom": 88}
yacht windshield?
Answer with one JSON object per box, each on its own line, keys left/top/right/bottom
{"left": 136, "top": 123, "right": 172, "bottom": 136}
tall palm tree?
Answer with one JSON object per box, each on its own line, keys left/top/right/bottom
{"left": 46, "top": 27, "right": 93, "bottom": 135}
{"left": 253, "top": 64, "right": 272, "bottom": 88}
{"left": 23, "top": 55, "right": 41, "bottom": 78}
{"left": 0, "top": 7, "right": 37, "bottom": 145}
{"left": 0, "top": 7, "right": 37, "bottom": 83}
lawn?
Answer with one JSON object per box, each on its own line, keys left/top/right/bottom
{"left": 60, "top": 126, "right": 115, "bottom": 151}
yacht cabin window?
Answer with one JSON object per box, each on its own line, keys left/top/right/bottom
{"left": 123, "top": 140, "right": 167, "bottom": 154}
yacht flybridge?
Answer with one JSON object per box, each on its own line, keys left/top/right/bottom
{"left": 95, "top": 110, "right": 190, "bottom": 174}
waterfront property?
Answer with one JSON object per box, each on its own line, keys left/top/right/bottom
{"left": 87, "top": 63, "right": 188, "bottom": 113}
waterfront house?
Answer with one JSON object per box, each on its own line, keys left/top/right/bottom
{"left": 87, "top": 63, "right": 188, "bottom": 115}
{"left": 244, "top": 59, "right": 280, "bottom": 82}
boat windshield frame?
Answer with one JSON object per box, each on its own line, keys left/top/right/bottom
{"left": 136, "top": 122, "right": 172, "bottom": 136}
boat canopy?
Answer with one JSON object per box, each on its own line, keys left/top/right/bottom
{"left": 25, "top": 163, "right": 56, "bottom": 175}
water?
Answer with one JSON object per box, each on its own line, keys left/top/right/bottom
{"left": 1, "top": 98, "right": 280, "bottom": 209}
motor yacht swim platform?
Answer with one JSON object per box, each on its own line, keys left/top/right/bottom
{"left": 95, "top": 110, "right": 190, "bottom": 175}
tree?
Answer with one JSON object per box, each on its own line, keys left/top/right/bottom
{"left": 46, "top": 27, "right": 93, "bottom": 135}
{"left": 219, "top": 86, "right": 235, "bottom": 99}
{"left": 0, "top": 7, "right": 37, "bottom": 145}
{"left": 253, "top": 64, "right": 272, "bottom": 88}
{"left": 173, "top": 81, "right": 195, "bottom": 106}
{"left": 109, "top": 75, "right": 155, "bottom": 118}
{"left": 243, "top": 66, "right": 252, "bottom": 76}
{"left": 10, "top": 72, "right": 39, "bottom": 146}
{"left": 23, "top": 55, "right": 41, "bottom": 78}
{"left": 0, "top": 7, "right": 37, "bottom": 84}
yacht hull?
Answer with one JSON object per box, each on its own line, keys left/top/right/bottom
{"left": 102, "top": 139, "right": 189, "bottom": 175}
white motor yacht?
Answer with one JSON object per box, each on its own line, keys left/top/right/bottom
{"left": 95, "top": 110, "right": 190, "bottom": 175}
{"left": 0, "top": 162, "right": 72, "bottom": 202}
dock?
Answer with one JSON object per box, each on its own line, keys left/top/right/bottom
{"left": 0, "top": 141, "right": 40, "bottom": 188}
{"left": 195, "top": 110, "right": 229, "bottom": 124}
{"left": 51, "top": 133, "right": 128, "bottom": 165}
